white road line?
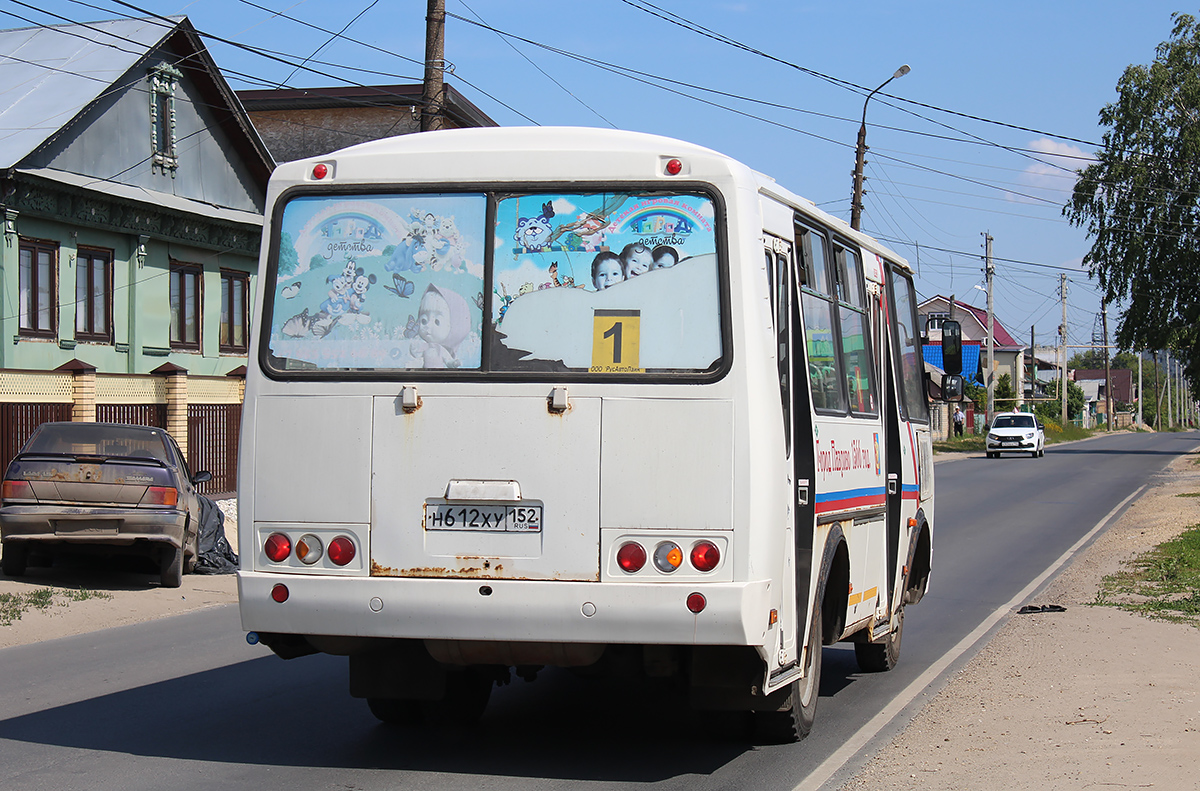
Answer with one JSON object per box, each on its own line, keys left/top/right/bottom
{"left": 792, "top": 483, "right": 1148, "bottom": 791}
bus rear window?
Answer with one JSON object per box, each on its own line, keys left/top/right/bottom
{"left": 491, "top": 192, "right": 721, "bottom": 373}
{"left": 262, "top": 190, "right": 722, "bottom": 377}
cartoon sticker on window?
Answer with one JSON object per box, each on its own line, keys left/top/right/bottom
{"left": 268, "top": 194, "right": 485, "bottom": 370}
{"left": 491, "top": 193, "right": 722, "bottom": 373}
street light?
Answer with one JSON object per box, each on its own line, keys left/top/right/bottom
{"left": 850, "top": 64, "right": 910, "bottom": 231}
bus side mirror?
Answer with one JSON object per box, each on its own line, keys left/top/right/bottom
{"left": 941, "top": 374, "right": 964, "bottom": 401}
{"left": 941, "top": 320, "right": 963, "bottom": 375}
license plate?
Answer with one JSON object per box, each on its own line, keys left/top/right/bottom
{"left": 424, "top": 502, "right": 542, "bottom": 533}
{"left": 1002, "top": 441, "right": 1019, "bottom": 446}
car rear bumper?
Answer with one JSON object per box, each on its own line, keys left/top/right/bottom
{"left": 238, "top": 571, "right": 773, "bottom": 647}
{"left": 0, "top": 507, "right": 188, "bottom": 550}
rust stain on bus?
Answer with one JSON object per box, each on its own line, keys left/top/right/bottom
{"left": 370, "top": 561, "right": 506, "bottom": 578}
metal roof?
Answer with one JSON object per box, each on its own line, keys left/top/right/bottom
{"left": 0, "top": 16, "right": 181, "bottom": 169}
{"left": 922, "top": 342, "right": 984, "bottom": 385}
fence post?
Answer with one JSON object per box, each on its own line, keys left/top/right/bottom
{"left": 54, "top": 359, "right": 97, "bottom": 422}
{"left": 153, "top": 362, "right": 189, "bottom": 455}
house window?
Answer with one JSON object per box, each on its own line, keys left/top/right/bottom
{"left": 149, "top": 64, "right": 181, "bottom": 173}
{"left": 220, "top": 269, "right": 249, "bottom": 353}
{"left": 75, "top": 247, "right": 113, "bottom": 342}
{"left": 926, "top": 311, "right": 950, "bottom": 331}
{"left": 170, "top": 261, "right": 202, "bottom": 351}
{"left": 18, "top": 239, "right": 57, "bottom": 337}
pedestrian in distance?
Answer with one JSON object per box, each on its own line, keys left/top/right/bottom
{"left": 953, "top": 404, "right": 965, "bottom": 437}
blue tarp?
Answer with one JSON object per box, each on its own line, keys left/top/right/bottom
{"left": 922, "top": 343, "right": 983, "bottom": 385}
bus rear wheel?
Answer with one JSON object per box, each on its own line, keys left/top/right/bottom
{"left": 420, "top": 668, "right": 493, "bottom": 727}
{"left": 855, "top": 607, "right": 903, "bottom": 673}
{"left": 753, "top": 607, "right": 822, "bottom": 743}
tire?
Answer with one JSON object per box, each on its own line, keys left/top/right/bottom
{"left": 753, "top": 606, "right": 822, "bottom": 744}
{"left": 855, "top": 607, "right": 904, "bottom": 673}
{"left": 160, "top": 544, "right": 184, "bottom": 588}
{"left": 420, "top": 669, "right": 493, "bottom": 727}
{"left": 367, "top": 697, "right": 421, "bottom": 725}
{"left": 2, "top": 542, "right": 28, "bottom": 577}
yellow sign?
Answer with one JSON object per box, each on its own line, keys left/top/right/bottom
{"left": 591, "top": 310, "right": 643, "bottom": 373}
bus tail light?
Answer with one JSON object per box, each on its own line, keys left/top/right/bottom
{"left": 328, "top": 536, "right": 356, "bottom": 566}
{"left": 616, "top": 542, "right": 646, "bottom": 573}
{"left": 690, "top": 540, "right": 720, "bottom": 572}
{"left": 296, "top": 534, "right": 323, "bottom": 565}
{"left": 653, "top": 542, "right": 683, "bottom": 573}
{"left": 264, "top": 532, "right": 291, "bottom": 562}
{"left": 271, "top": 583, "right": 289, "bottom": 603}
{"left": 687, "top": 593, "right": 706, "bottom": 613}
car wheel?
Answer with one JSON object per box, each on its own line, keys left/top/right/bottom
{"left": 855, "top": 607, "right": 904, "bottom": 672}
{"left": 2, "top": 542, "right": 28, "bottom": 577}
{"left": 160, "top": 545, "right": 184, "bottom": 588}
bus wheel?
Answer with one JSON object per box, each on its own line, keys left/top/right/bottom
{"left": 753, "top": 607, "right": 822, "bottom": 743}
{"left": 367, "top": 697, "right": 420, "bottom": 725}
{"left": 421, "top": 669, "right": 493, "bottom": 727}
{"left": 855, "top": 607, "right": 904, "bottom": 673}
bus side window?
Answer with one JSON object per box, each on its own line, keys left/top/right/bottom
{"left": 834, "top": 243, "right": 877, "bottom": 416}
{"left": 796, "top": 222, "right": 846, "bottom": 413}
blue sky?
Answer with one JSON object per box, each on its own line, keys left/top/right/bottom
{"left": 7, "top": 0, "right": 1191, "bottom": 352}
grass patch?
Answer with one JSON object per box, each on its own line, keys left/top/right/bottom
{"left": 1177, "top": 492, "right": 1200, "bottom": 498}
{"left": 932, "top": 435, "right": 986, "bottom": 454}
{"left": 0, "top": 587, "right": 113, "bottom": 626}
{"left": 1093, "top": 524, "right": 1200, "bottom": 626}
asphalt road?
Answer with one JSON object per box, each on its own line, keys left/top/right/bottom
{"left": 1, "top": 430, "right": 1195, "bottom": 791}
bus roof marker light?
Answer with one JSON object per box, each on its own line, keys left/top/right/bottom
{"left": 312, "top": 163, "right": 329, "bottom": 180}
{"left": 665, "top": 158, "right": 683, "bottom": 176}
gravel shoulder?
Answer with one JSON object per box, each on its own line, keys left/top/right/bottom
{"left": 841, "top": 446, "right": 1200, "bottom": 790}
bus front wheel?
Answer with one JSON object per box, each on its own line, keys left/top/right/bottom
{"left": 753, "top": 607, "right": 822, "bottom": 743}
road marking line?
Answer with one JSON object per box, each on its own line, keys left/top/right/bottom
{"left": 792, "top": 483, "right": 1147, "bottom": 791}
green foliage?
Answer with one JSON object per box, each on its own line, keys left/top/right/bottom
{"left": 1065, "top": 13, "right": 1200, "bottom": 389}
{"left": 1093, "top": 525, "right": 1200, "bottom": 625}
{"left": 0, "top": 587, "right": 113, "bottom": 626}
{"left": 995, "top": 372, "right": 1018, "bottom": 412}
{"left": 1035, "top": 378, "right": 1086, "bottom": 421}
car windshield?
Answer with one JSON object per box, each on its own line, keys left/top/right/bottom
{"left": 992, "top": 415, "right": 1036, "bottom": 429}
{"left": 23, "top": 423, "right": 171, "bottom": 463}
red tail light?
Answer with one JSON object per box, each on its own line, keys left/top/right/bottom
{"left": 271, "top": 583, "right": 289, "bottom": 603}
{"left": 328, "top": 536, "right": 356, "bottom": 566}
{"left": 264, "top": 532, "right": 292, "bottom": 562}
{"left": 616, "top": 542, "right": 647, "bottom": 573}
{"left": 690, "top": 541, "right": 720, "bottom": 572}
{"left": 141, "top": 486, "right": 178, "bottom": 507}
{"left": 687, "top": 592, "right": 707, "bottom": 613}
{"left": 2, "top": 479, "right": 34, "bottom": 501}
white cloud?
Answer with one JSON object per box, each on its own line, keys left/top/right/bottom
{"left": 1009, "top": 139, "right": 1096, "bottom": 205}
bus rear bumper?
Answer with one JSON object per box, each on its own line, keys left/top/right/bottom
{"left": 238, "top": 571, "right": 772, "bottom": 648}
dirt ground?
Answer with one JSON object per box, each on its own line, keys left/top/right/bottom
{"left": 841, "top": 448, "right": 1200, "bottom": 790}
{"left": 3, "top": 453, "right": 1200, "bottom": 791}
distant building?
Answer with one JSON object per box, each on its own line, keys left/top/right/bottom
{"left": 919, "top": 295, "right": 1024, "bottom": 395}
{"left": 0, "top": 16, "right": 274, "bottom": 489}
{"left": 236, "top": 84, "right": 498, "bottom": 163}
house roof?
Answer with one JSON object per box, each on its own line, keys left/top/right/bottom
{"left": 920, "top": 295, "right": 1022, "bottom": 348}
{"left": 0, "top": 15, "right": 272, "bottom": 182}
{"left": 921, "top": 341, "right": 984, "bottom": 385}
{"left": 236, "top": 83, "right": 499, "bottom": 129}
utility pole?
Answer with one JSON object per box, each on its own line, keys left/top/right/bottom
{"left": 1153, "top": 351, "right": 1161, "bottom": 429}
{"left": 421, "top": 0, "right": 447, "bottom": 132}
{"left": 850, "top": 65, "right": 910, "bottom": 230}
{"left": 1102, "top": 303, "right": 1112, "bottom": 431}
{"left": 1059, "top": 273, "right": 1068, "bottom": 427}
{"left": 984, "top": 232, "right": 995, "bottom": 420}
{"left": 1029, "top": 326, "right": 1036, "bottom": 409}
{"left": 1137, "top": 350, "right": 1143, "bottom": 428}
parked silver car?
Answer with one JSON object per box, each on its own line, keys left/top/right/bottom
{"left": 986, "top": 412, "right": 1045, "bottom": 458}
{"left": 0, "top": 422, "right": 211, "bottom": 587}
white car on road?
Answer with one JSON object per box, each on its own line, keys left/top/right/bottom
{"left": 986, "top": 412, "right": 1045, "bottom": 458}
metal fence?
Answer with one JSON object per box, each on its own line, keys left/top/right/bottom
{"left": 0, "top": 402, "right": 73, "bottom": 473}
{"left": 96, "top": 403, "right": 167, "bottom": 429}
{"left": 187, "top": 403, "right": 242, "bottom": 495}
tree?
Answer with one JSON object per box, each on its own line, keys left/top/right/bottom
{"left": 1036, "top": 378, "right": 1086, "bottom": 424}
{"left": 1065, "top": 13, "right": 1200, "bottom": 387}
{"left": 995, "top": 373, "right": 1018, "bottom": 412}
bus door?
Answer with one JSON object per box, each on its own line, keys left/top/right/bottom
{"left": 880, "top": 287, "right": 904, "bottom": 611}
{"left": 767, "top": 235, "right": 815, "bottom": 662}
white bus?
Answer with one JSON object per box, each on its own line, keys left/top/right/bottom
{"left": 238, "top": 127, "right": 943, "bottom": 742}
